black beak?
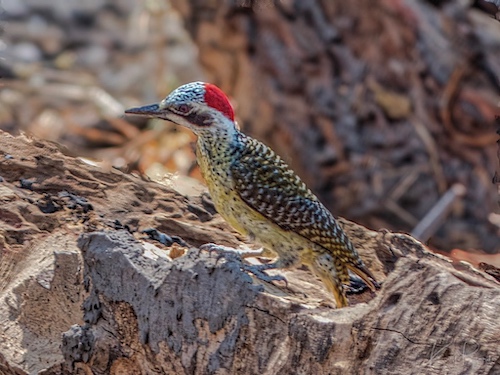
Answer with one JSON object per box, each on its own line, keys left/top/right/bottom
{"left": 125, "top": 103, "right": 161, "bottom": 117}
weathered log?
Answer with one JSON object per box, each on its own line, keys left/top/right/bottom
{"left": 0, "top": 132, "right": 498, "bottom": 374}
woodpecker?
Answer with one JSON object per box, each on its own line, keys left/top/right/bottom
{"left": 125, "top": 82, "right": 377, "bottom": 307}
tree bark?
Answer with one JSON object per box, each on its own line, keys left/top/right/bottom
{"left": 0, "top": 131, "right": 498, "bottom": 374}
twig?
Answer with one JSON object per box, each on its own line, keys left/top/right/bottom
{"left": 411, "top": 183, "right": 467, "bottom": 242}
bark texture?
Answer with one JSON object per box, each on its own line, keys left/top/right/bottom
{"left": 0, "top": 132, "right": 499, "bottom": 374}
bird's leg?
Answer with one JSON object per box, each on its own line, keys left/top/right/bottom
{"left": 311, "top": 253, "right": 349, "bottom": 308}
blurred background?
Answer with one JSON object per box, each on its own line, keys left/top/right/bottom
{"left": 0, "top": 0, "right": 499, "bottom": 262}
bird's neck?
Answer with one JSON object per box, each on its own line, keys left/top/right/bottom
{"left": 196, "top": 128, "right": 240, "bottom": 161}
{"left": 195, "top": 129, "right": 241, "bottom": 199}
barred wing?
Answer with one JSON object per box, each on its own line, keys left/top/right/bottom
{"left": 230, "top": 136, "right": 377, "bottom": 289}
{"left": 231, "top": 138, "right": 349, "bottom": 255}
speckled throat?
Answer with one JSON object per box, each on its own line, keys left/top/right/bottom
{"left": 196, "top": 129, "right": 240, "bottom": 199}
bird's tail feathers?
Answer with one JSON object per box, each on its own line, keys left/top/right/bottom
{"left": 346, "top": 264, "right": 379, "bottom": 292}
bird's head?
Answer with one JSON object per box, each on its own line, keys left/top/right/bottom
{"left": 125, "top": 82, "right": 236, "bottom": 137}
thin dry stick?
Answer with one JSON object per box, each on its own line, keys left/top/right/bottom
{"left": 411, "top": 183, "right": 467, "bottom": 242}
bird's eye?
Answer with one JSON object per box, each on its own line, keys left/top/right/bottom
{"left": 177, "top": 104, "right": 190, "bottom": 113}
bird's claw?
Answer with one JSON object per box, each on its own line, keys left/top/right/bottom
{"left": 200, "top": 243, "right": 287, "bottom": 287}
{"left": 241, "top": 263, "right": 288, "bottom": 287}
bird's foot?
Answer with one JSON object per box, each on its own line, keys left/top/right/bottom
{"left": 240, "top": 262, "right": 288, "bottom": 286}
{"left": 200, "top": 243, "right": 264, "bottom": 259}
{"left": 200, "top": 243, "right": 243, "bottom": 264}
{"left": 200, "top": 243, "right": 287, "bottom": 286}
